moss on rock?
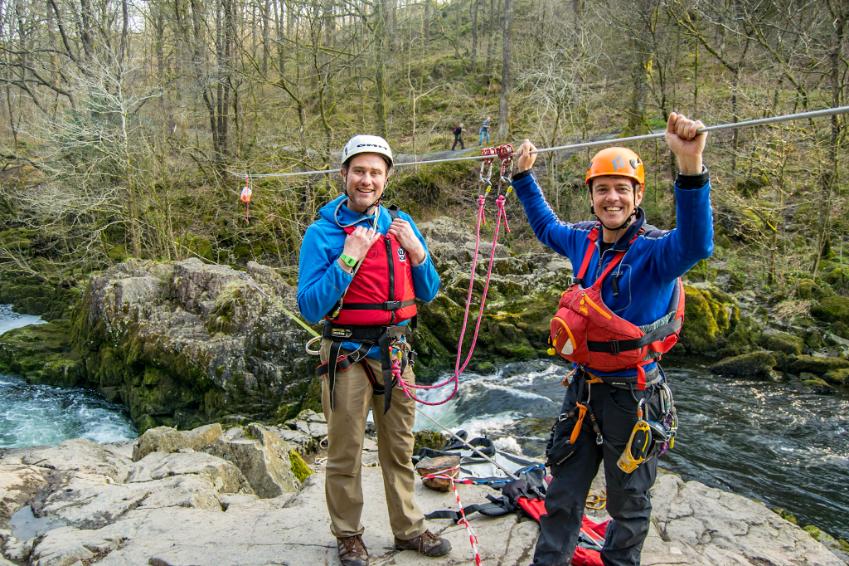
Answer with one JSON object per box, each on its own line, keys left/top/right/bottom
{"left": 413, "top": 430, "right": 447, "bottom": 454}
{"left": 709, "top": 351, "right": 777, "bottom": 380}
{"left": 288, "top": 449, "right": 313, "bottom": 482}
{"left": 823, "top": 367, "right": 849, "bottom": 386}
{"left": 811, "top": 295, "right": 849, "bottom": 326}
{"left": 758, "top": 331, "right": 804, "bottom": 356}
{"left": 679, "top": 285, "right": 753, "bottom": 357}
{"left": 0, "top": 319, "right": 83, "bottom": 385}
{"left": 789, "top": 355, "right": 849, "bottom": 376}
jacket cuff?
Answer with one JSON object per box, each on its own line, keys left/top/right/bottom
{"left": 511, "top": 169, "right": 533, "bottom": 182}
{"left": 676, "top": 165, "right": 709, "bottom": 189}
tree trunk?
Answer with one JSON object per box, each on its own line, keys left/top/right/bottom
{"left": 374, "top": 0, "right": 388, "bottom": 137}
{"left": 498, "top": 0, "right": 511, "bottom": 140}
{"left": 812, "top": 3, "right": 847, "bottom": 275}
{"left": 470, "top": 0, "right": 478, "bottom": 71}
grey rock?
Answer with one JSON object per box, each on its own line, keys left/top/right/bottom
{"left": 20, "top": 439, "right": 131, "bottom": 483}
{"left": 207, "top": 423, "right": 300, "bottom": 497}
{"left": 132, "top": 423, "right": 224, "bottom": 461}
{"left": 0, "top": 465, "right": 50, "bottom": 521}
{"left": 1, "top": 423, "right": 843, "bottom": 566}
{"left": 128, "top": 451, "right": 251, "bottom": 495}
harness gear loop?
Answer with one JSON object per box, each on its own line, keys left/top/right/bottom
{"left": 305, "top": 335, "right": 322, "bottom": 356}
{"left": 240, "top": 174, "right": 253, "bottom": 223}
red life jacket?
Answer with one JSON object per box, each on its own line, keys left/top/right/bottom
{"left": 329, "top": 225, "right": 417, "bottom": 326}
{"left": 549, "top": 226, "right": 685, "bottom": 389}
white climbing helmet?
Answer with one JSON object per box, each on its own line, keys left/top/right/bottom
{"left": 340, "top": 134, "right": 394, "bottom": 169}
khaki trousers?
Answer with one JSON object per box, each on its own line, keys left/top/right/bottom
{"left": 320, "top": 339, "right": 425, "bottom": 540}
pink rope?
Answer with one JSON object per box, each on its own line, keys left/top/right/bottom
{"left": 393, "top": 192, "right": 511, "bottom": 406}
{"left": 392, "top": 146, "right": 514, "bottom": 407}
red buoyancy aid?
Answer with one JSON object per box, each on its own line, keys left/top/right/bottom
{"left": 549, "top": 226, "right": 685, "bottom": 389}
{"left": 330, "top": 226, "right": 417, "bottom": 326}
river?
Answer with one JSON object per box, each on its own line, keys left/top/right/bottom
{"left": 415, "top": 359, "right": 849, "bottom": 541}
{"left": 0, "top": 305, "right": 137, "bottom": 449}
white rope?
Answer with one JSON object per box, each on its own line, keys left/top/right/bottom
{"left": 228, "top": 104, "right": 849, "bottom": 179}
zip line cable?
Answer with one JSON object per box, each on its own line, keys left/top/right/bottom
{"left": 229, "top": 105, "right": 849, "bottom": 180}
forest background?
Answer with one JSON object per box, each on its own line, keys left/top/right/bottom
{"left": 0, "top": 0, "right": 848, "bottom": 322}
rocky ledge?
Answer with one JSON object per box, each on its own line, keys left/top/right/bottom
{"left": 0, "top": 415, "right": 844, "bottom": 566}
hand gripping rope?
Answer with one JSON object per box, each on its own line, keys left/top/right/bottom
{"left": 391, "top": 145, "right": 514, "bottom": 407}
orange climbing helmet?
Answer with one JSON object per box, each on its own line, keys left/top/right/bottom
{"left": 585, "top": 147, "right": 645, "bottom": 189}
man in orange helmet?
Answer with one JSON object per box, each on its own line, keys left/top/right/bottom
{"left": 512, "top": 112, "right": 713, "bottom": 566}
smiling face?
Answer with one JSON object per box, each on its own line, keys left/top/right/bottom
{"left": 589, "top": 175, "right": 644, "bottom": 238}
{"left": 341, "top": 153, "right": 391, "bottom": 214}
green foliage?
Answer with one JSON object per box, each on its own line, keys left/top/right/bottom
{"left": 734, "top": 174, "right": 770, "bottom": 198}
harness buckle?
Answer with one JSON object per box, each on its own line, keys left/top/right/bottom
{"left": 330, "top": 327, "right": 353, "bottom": 339}
{"left": 609, "top": 340, "right": 620, "bottom": 354}
{"left": 383, "top": 300, "right": 402, "bottom": 310}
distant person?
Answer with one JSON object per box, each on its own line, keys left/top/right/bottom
{"left": 513, "top": 113, "right": 713, "bottom": 566}
{"left": 478, "top": 116, "right": 491, "bottom": 145}
{"left": 297, "top": 134, "right": 450, "bottom": 566}
{"left": 451, "top": 123, "right": 465, "bottom": 150}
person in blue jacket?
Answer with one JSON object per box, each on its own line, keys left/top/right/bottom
{"left": 511, "top": 113, "right": 713, "bottom": 566}
{"left": 297, "top": 134, "right": 449, "bottom": 566}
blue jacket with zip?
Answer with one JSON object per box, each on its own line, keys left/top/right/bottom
{"left": 297, "top": 194, "right": 440, "bottom": 356}
{"left": 510, "top": 169, "right": 714, "bottom": 376}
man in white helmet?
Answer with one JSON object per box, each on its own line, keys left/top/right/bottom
{"left": 297, "top": 135, "right": 450, "bottom": 566}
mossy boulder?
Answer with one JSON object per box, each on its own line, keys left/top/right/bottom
{"left": 0, "top": 272, "right": 79, "bottom": 321}
{"left": 72, "top": 258, "right": 317, "bottom": 431}
{"left": 788, "top": 355, "right": 849, "bottom": 376}
{"left": 811, "top": 295, "right": 849, "bottom": 326}
{"left": 822, "top": 264, "right": 849, "bottom": 294}
{"left": 796, "top": 279, "right": 825, "bottom": 300}
{"left": 709, "top": 351, "right": 777, "bottom": 380}
{"left": 0, "top": 319, "right": 83, "bottom": 386}
{"left": 679, "top": 284, "right": 753, "bottom": 357}
{"left": 800, "top": 374, "right": 833, "bottom": 394}
{"left": 823, "top": 367, "right": 849, "bottom": 386}
{"left": 758, "top": 331, "right": 804, "bottom": 356}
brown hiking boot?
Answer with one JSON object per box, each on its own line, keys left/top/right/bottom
{"left": 394, "top": 529, "right": 451, "bottom": 557}
{"left": 337, "top": 534, "right": 368, "bottom": 566}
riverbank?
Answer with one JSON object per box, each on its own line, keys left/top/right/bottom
{"left": 0, "top": 415, "right": 844, "bottom": 566}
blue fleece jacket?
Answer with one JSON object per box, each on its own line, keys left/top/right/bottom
{"left": 511, "top": 171, "right": 714, "bottom": 376}
{"left": 297, "top": 194, "right": 440, "bottom": 356}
